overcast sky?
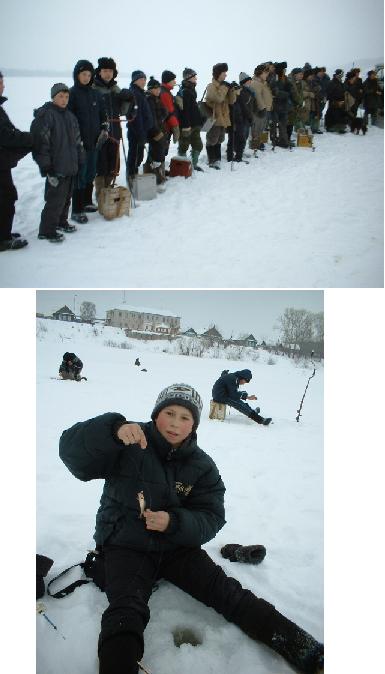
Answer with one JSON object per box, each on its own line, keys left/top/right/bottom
{"left": 36, "top": 290, "right": 323, "bottom": 341}
{"left": 1, "top": 0, "right": 383, "bottom": 84}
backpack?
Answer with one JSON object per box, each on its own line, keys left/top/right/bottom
{"left": 47, "top": 549, "right": 105, "bottom": 598}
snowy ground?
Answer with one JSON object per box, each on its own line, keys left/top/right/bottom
{"left": 1, "top": 76, "right": 383, "bottom": 288}
{"left": 37, "top": 319, "right": 323, "bottom": 674}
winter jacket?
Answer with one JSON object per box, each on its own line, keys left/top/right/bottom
{"left": 239, "top": 86, "right": 255, "bottom": 124}
{"left": 287, "top": 76, "right": 304, "bottom": 125}
{"left": 0, "top": 96, "right": 32, "bottom": 170}
{"left": 93, "top": 74, "right": 134, "bottom": 142}
{"left": 205, "top": 79, "right": 237, "bottom": 128}
{"left": 212, "top": 369, "right": 252, "bottom": 403}
{"left": 326, "top": 76, "right": 345, "bottom": 107}
{"left": 249, "top": 76, "right": 272, "bottom": 112}
{"left": 30, "top": 102, "right": 85, "bottom": 177}
{"left": 127, "top": 84, "right": 153, "bottom": 143}
{"left": 59, "top": 413, "right": 226, "bottom": 551}
{"left": 59, "top": 352, "right": 83, "bottom": 376}
{"left": 363, "top": 77, "right": 381, "bottom": 111}
{"left": 145, "top": 93, "right": 168, "bottom": 139}
{"left": 178, "top": 79, "right": 202, "bottom": 129}
{"left": 302, "top": 78, "right": 316, "bottom": 116}
{"left": 270, "top": 76, "right": 293, "bottom": 114}
{"left": 316, "top": 73, "right": 330, "bottom": 99}
{"left": 160, "top": 83, "right": 179, "bottom": 132}
{"left": 68, "top": 71, "right": 107, "bottom": 150}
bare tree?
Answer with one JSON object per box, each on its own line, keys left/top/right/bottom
{"left": 278, "top": 308, "right": 313, "bottom": 351}
{"left": 80, "top": 301, "right": 96, "bottom": 323}
{"left": 312, "top": 312, "right": 324, "bottom": 342}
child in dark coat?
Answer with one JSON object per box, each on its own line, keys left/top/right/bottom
{"left": 177, "top": 68, "right": 204, "bottom": 170}
{"left": 59, "top": 383, "right": 323, "bottom": 674}
{"left": 144, "top": 76, "right": 168, "bottom": 185}
{"left": 31, "top": 83, "right": 85, "bottom": 243}
{"left": 126, "top": 71, "right": 153, "bottom": 180}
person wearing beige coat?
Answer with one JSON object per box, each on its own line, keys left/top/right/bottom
{"left": 248, "top": 65, "right": 272, "bottom": 150}
{"left": 204, "top": 63, "right": 237, "bottom": 169}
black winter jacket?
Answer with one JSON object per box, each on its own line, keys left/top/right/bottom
{"left": 327, "top": 77, "right": 345, "bottom": 105}
{"left": 0, "top": 96, "right": 32, "bottom": 170}
{"left": 145, "top": 93, "right": 168, "bottom": 139}
{"left": 93, "top": 74, "right": 135, "bottom": 142}
{"left": 270, "top": 77, "right": 293, "bottom": 113}
{"left": 363, "top": 77, "right": 381, "bottom": 110}
{"left": 30, "top": 102, "right": 84, "bottom": 177}
{"left": 212, "top": 369, "right": 252, "bottom": 403}
{"left": 59, "top": 352, "right": 83, "bottom": 375}
{"left": 178, "top": 80, "right": 203, "bottom": 129}
{"left": 127, "top": 84, "right": 153, "bottom": 143}
{"left": 68, "top": 81, "right": 107, "bottom": 150}
{"left": 59, "top": 413, "right": 226, "bottom": 551}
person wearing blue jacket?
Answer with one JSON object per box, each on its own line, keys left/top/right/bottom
{"left": 212, "top": 369, "right": 272, "bottom": 425}
{"left": 126, "top": 71, "right": 154, "bottom": 180}
{"left": 59, "top": 383, "right": 322, "bottom": 674}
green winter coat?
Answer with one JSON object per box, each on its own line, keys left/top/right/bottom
{"left": 59, "top": 413, "right": 226, "bottom": 551}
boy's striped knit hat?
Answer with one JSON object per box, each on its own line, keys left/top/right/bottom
{"left": 152, "top": 383, "right": 203, "bottom": 430}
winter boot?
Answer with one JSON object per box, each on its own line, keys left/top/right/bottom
{"left": 221, "top": 544, "right": 266, "bottom": 565}
{"left": 213, "top": 143, "right": 222, "bottom": 169}
{"left": 143, "top": 161, "right": 153, "bottom": 175}
{"left": 84, "top": 182, "right": 98, "bottom": 212}
{"left": 234, "top": 595, "right": 324, "bottom": 674}
{"left": 250, "top": 411, "right": 272, "bottom": 425}
{"left": 191, "top": 149, "right": 204, "bottom": 171}
{"left": 99, "top": 632, "right": 142, "bottom": 674}
{"left": 71, "top": 189, "right": 88, "bottom": 224}
{"left": 206, "top": 144, "right": 218, "bottom": 168}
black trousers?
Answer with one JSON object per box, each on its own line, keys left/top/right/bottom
{"left": 0, "top": 169, "right": 17, "bottom": 241}
{"left": 223, "top": 397, "right": 256, "bottom": 418}
{"left": 99, "top": 545, "right": 276, "bottom": 674}
{"left": 127, "top": 138, "right": 145, "bottom": 178}
{"left": 39, "top": 176, "right": 74, "bottom": 236}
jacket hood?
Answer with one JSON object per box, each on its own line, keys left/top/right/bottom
{"left": 234, "top": 369, "right": 252, "bottom": 382}
{"left": 73, "top": 59, "right": 94, "bottom": 84}
{"left": 33, "top": 102, "right": 55, "bottom": 118}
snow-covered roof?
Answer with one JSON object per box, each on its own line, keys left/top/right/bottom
{"left": 107, "top": 304, "right": 180, "bottom": 318}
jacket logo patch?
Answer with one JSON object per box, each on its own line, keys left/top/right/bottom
{"left": 175, "top": 482, "right": 193, "bottom": 497}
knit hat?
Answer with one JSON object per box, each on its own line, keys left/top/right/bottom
{"left": 239, "top": 71, "right": 251, "bottom": 85}
{"left": 131, "top": 70, "right": 146, "bottom": 83}
{"left": 162, "top": 70, "right": 176, "bottom": 84}
{"left": 147, "top": 75, "right": 161, "bottom": 90}
{"left": 183, "top": 67, "right": 197, "bottom": 80}
{"left": 212, "top": 62, "right": 228, "bottom": 80}
{"left": 97, "top": 57, "right": 118, "bottom": 78}
{"left": 151, "top": 383, "right": 203, "bottom": 431}
{"left": 51, "top": 82, "right": 69, "bottom": 98}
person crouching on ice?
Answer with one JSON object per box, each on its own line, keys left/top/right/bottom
{"left": 59, "top": 352, "right": 84, "bottom": 381}
{"left": 59, "top": 383, "right": 323, "bottom": 674}
{"left": 212, "top": 368, "right": 272, "bottom": 425}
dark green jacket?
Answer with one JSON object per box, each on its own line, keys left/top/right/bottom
{"left": 59, "top": 413, "right": 226, "bottom": 551}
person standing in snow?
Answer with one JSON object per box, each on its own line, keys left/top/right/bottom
{"left": 59, "top": 383, "right": 323, "bottom": 674}
{"left": 31, "top": 83, "right": 85, "bottom": 243}
{"left": 68, "top": 60, "right": 109, "bottom": 223}
{"left": 204, "top": 63, "right": 237, "bottom": 169}
{"left": 248, "top": 64, "right": 271, "bottom": 152}
{"left": 212, "top": 369, "right": 272, "bottom": 425}
{"left": 325, "top": 69, "right": 347, "bottom": 133}
{"left": 143, "top": 76, "right": 168, "bottom": 186}
{"left": 0, "top": 70, "right": 32, "bottom": 251}
{"left": 93, "top": 58, "right": 136, "bottom": 200}
{"left": 176, "top": 68, "right": 204, "bottom": 171}
{"left": 160, "top": 70, "right": 180, "bottom": 157}
{"left": 126, "top": 71, "right": 153, "bottom": 181}
{"left": 363, "top": 70, "right": 382, "bottom": 126}
{"left": 226, "top": 73, "right": 254, "bottom": 163}
{"left": 59, "top": 352, "right": 84, "bottom": 381}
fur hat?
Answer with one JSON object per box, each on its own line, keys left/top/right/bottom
{"left": 162, "top": 70, "right": 176, "bottom": 84}
{"left": 183, "top": 67, "right": 197, "bottom": 80}
{"left": 73, "top": 59, "right": 94, "bottom": 82}
{"left": 254, "top": 64, "right": 268, "bottom": 77}
{"left": 97, "top": 57, "right": 118, "bottom": 78}
{"left": 334, "top": 69, "right": 344, "bottom": 77}
{"left": 367, "top": 70, "right": 376, "bottom": 77}
{"left": 151, "top": 383, "right": 203, "bottom": 431}
{"left": 51, "top": 82, "right": 69, "bottom": 99}
{"left": 274, "top": 61, "right": 287, "bottom": 75}
{"left": 291, "top": 67, "right": 303, "bottom": 75}
{"left": 212, "top": 62, "right": 228, "bottom": 80}
{"left": 239, "top": 71, "right": 251, "bottom": 85}
{"left": 147, "top": 75, "right": 160, "bottom": 90}
{"left": 131, "top": 70, "right": 146, "bottom": 83}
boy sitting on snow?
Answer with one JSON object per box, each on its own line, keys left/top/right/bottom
{"left": 59, "top": 383, "right": 322, "bottom": 674}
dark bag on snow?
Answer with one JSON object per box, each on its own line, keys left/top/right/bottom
{"left": 36, "top": 554, "right": 54, "bottom": 599}
{"left": 47, "top": 549, "right": 105, "bottom": 598}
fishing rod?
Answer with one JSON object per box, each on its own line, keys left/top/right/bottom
{"left": 296, "top": 353, "right": 317, "bottom": 422}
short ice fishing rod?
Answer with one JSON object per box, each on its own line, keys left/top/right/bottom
{"left": 296, "top": 354, "right": 317, "bottom": 422}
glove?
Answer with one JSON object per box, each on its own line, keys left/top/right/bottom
{"left": 181, "top": 127, "right": 191, "bottom": 137}
{"left": 172, "top": 126, "right": 180, "bottom": 143}
{"left": 96, "top": 129, "right": 109, "bottom": 149}
{"left": 257, "top": 108, "right": 267, "bottom": 118}
{"left": 229, "top": 81, "right": 240, "bottom": 89}
{"left": 152, "top": 131, "right": 164, "bottom": 141}
{"left": 222, "top": 81, "right": 232, "bottom": 88}
{"left": 47, "top": 174, "right": 59, "bottom": 187}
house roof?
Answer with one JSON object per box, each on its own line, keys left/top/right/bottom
{"left": 107, "top": 304, "right": 180, "bottom": 318}
{"left": 53, "top": 305, "right": 75, "bottom": 315}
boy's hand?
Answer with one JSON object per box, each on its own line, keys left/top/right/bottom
{"left": 144, "top": 509, "right": 170, "bottom": 532}
{"left": 247, "top": 394, "right": 258, "bottom": 400}
{"left": 117, "top": 423, "right": 147, "bottom": 449}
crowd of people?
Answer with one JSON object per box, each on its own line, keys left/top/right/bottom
{"left": 0, "top": 60, "right": 382, "bottom": 250}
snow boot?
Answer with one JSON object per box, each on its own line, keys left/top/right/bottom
{"left": 0, "top": 237, "right": 28, "bottom": 251}
{"left": 38, "top": 231, "right": 64, "bottom": 243}
{"left": 57, "top": 221, "right": 77, "bottom": 233}
{"left": 206, "top": 144, "right": 218, "bottom": 168}
{"left": 221, "top": 544, "right": 266, "bottom": 565}
{"left": 71, "top": 189, "right": 88, "bottom": 223}
{"left": 84, "top": 182, "right": 98, "bottom": 212}
{"left": 191, "top": 149, "right": 204, "bottom": 171}
{"left": 99, "top": 632, "right": 142, "bottom": 674}
{"left": 234, "top": 594, "right": 324, "bottom": 674}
